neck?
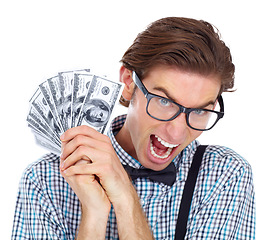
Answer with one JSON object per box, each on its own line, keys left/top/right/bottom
{"left": 115, "top": 122, "right": 137, "bottom": 159}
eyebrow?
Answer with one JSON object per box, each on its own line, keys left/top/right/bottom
{"left": 152, "top": 86, "right": 216, "bottom": 109}
{"left": 196, "top": 100, "right": 216, "bottom": 109}
{"left": 153, "top": 86, "right": 178, "bottom": 102}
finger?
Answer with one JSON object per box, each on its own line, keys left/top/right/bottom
{"left": 75, "top": 159, "right": 90, "bottom": 165}
{"left": 61, "top": 159, "right": 93, "bottom": 178}
{"left": 60, "top": 145, "right": 110, "bottom": 170}
{"left": 60, "top": 125, "right": 107, "bottom": 143}
{"left": 61, "top": 134, "right": 112, "bottom": 161}
{"left": 62, "top": 159, "right": 132, "bottom": 205}
{"left": 62, "top": 161, "right": 114, "bottom": 185}
{"left": 62, "top": 162, "right": 95, "bottom": 177}
{"left": 61, "top": 169, "right": 98, "bottom": 187}
{"left": 63, "top": 151, "right": 128, "bottom": 184}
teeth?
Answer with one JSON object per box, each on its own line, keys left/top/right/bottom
{"left": 155, "top": 135, "right": 179, "bottom": 148}
{"left": 150, "top": 141, "right": 172, "bottom": 159}
{"left": 150, "top": 135, "right": 179, "bottom": 159}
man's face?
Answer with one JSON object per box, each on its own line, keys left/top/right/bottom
{"left": 88, "top": 105, "right": 109, "bottom": 122}
{"left": 117, "top": 66, "right": 221, "bottom": 171}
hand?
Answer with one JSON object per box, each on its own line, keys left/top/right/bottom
{"left": 61, "top": 158, "right": 111, "bottom": 239}
{"left": 60, "top": 125, "right": 133, "bottom": 206}
{"left": 60, "top": 159, "right": 111, "bottom": 216}
{"left": 60, "top": 125, "right": 154, "bottom": 239}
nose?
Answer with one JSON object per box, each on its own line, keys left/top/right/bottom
{"left": 165, "top": 113, "right": 188, "bottom": 141}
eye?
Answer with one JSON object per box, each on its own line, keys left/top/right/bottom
{"left": 193, "top": 109, "right": 206, "bottom": 116}
{"left": 158, "top": 97, "right": 171, "bottom": 107}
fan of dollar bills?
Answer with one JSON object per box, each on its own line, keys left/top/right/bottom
{"left": 27, "top": 69, "right": 123, "bottom": 154}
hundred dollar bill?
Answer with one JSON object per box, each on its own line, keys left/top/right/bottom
{"left": 30, "top": 88, "right": 62, "bottom": 138}
{"left": 47, "top": 75, "right": 64, "bottom": 132}
{"left": 39, "top": 78, "right": 64, "bottom": 133}
{"left": 58, "top": 69, "right": 90, "bottom": 131}
{"left": 76, "top": 76, "right": 123, "bottom": 133}
{"left": 71, "top": 73, "right": 94, "bottom": 128}
{"left": 27, "top": 116, "right": 61, "bottom": 148}
{"left": 27, "top": 105, "right": 61, "bottom": 146}
{"left": 31, "top": 129, "right": 61, "bottom": 154}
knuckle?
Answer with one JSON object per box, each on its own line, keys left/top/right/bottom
{"left": 102, "top": 137, "right": 113, "bottom": 150}
{"left": 76, "top": 145, "right": 87, "bottom": 156}
{"left": 63, "top": 167, "right": 74, "bottom": 177}
{"left": 74, "top": 135, "right": 85, "bottom": 145}
{"left": 79, "top": 125, "right": 92, "bottom": 133}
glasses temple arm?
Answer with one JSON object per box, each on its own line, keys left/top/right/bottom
{"left": 218, "top": 95, "right": 225, "bottom": 113}
{"left": 132, "top": 71, "right": 148, "bottom": 96}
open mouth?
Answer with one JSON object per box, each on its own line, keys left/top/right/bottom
{"left": 150, "top": 135, "right": 179, "bottom": 159}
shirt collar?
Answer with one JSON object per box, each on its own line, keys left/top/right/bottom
{"left": 107, "top": 114, "right": 199, "bottom": 171}
{"left": 108, "top": 114, "right": 142, "bottom": 168}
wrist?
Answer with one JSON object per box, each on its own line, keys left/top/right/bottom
{"left": 112, "top": 185, "right": 153, "bottom": 240}
{"left": 76, "top": 205, "right": 110, "bottom": 240}
{"left": 81, "top": 203, "right": 111, "bottom": 224}
{"left": 112, "top": 181, "right": 138, "bottom": 213}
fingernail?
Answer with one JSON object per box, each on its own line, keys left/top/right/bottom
{"left": 60, "top": 133, "right": 65, "bottom": 141}
{"left": 60, "top": 161, "right": 65, "bottom": 170}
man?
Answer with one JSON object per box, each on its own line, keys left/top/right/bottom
{"left": 12, "top": 17, "right": 255, "bottom": 239}
{"left": 81, "top": 98, "right": 111, "bottom": 127}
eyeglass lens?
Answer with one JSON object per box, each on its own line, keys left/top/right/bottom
{"left": 147, "top": 96, "right": 220, "bottom": 130}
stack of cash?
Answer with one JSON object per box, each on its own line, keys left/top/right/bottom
{"left": 27, "top": 69, "right": 123, "bottom": 154}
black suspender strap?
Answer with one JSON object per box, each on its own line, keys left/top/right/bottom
{"left": 174, "top": 145, "right": 207, "bottom": 240}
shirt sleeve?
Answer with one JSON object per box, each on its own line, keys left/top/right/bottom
{"left": 11, "top": 162, "right": 70, "bottom": 240}
{"left": 186, "top": 152, "right": 256, "bottom": 239}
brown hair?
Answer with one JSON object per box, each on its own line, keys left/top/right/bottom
{"left": 120, "top": 17, "right": 235, "bottom": 99}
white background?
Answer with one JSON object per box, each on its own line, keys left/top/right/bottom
{"left": 1, "top": 0, "right": 269, "bottom": 238}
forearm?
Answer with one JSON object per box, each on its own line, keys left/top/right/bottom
{"left": 113, "top": 185, "right": 154, "bottom": 240}
{"left": 76, "top": 207, "right": 109, "bottom": 240}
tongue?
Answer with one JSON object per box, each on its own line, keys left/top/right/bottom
{"left": 150, "top": 135, "right": 168, "bottom": 151}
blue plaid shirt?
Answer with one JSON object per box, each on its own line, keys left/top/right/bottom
{"left": 12, "top": 115, "right": 255, "bottom": 239}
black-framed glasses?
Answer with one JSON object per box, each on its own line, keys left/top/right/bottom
{"left": 132, "top": 71, "right": 224, "bottom": 131}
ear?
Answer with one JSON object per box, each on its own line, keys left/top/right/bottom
{"left": 119, "top": 65, "right": 135, "bottom": 101}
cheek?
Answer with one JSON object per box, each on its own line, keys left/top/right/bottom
{"left": 127, "top": 107, "right": 149, "bottom": 141}
{"left": 127, "top": 91, "right": 150, "bottom": 126}
{"left": 126, "top": 99, "right": 155, "bottom": 144}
